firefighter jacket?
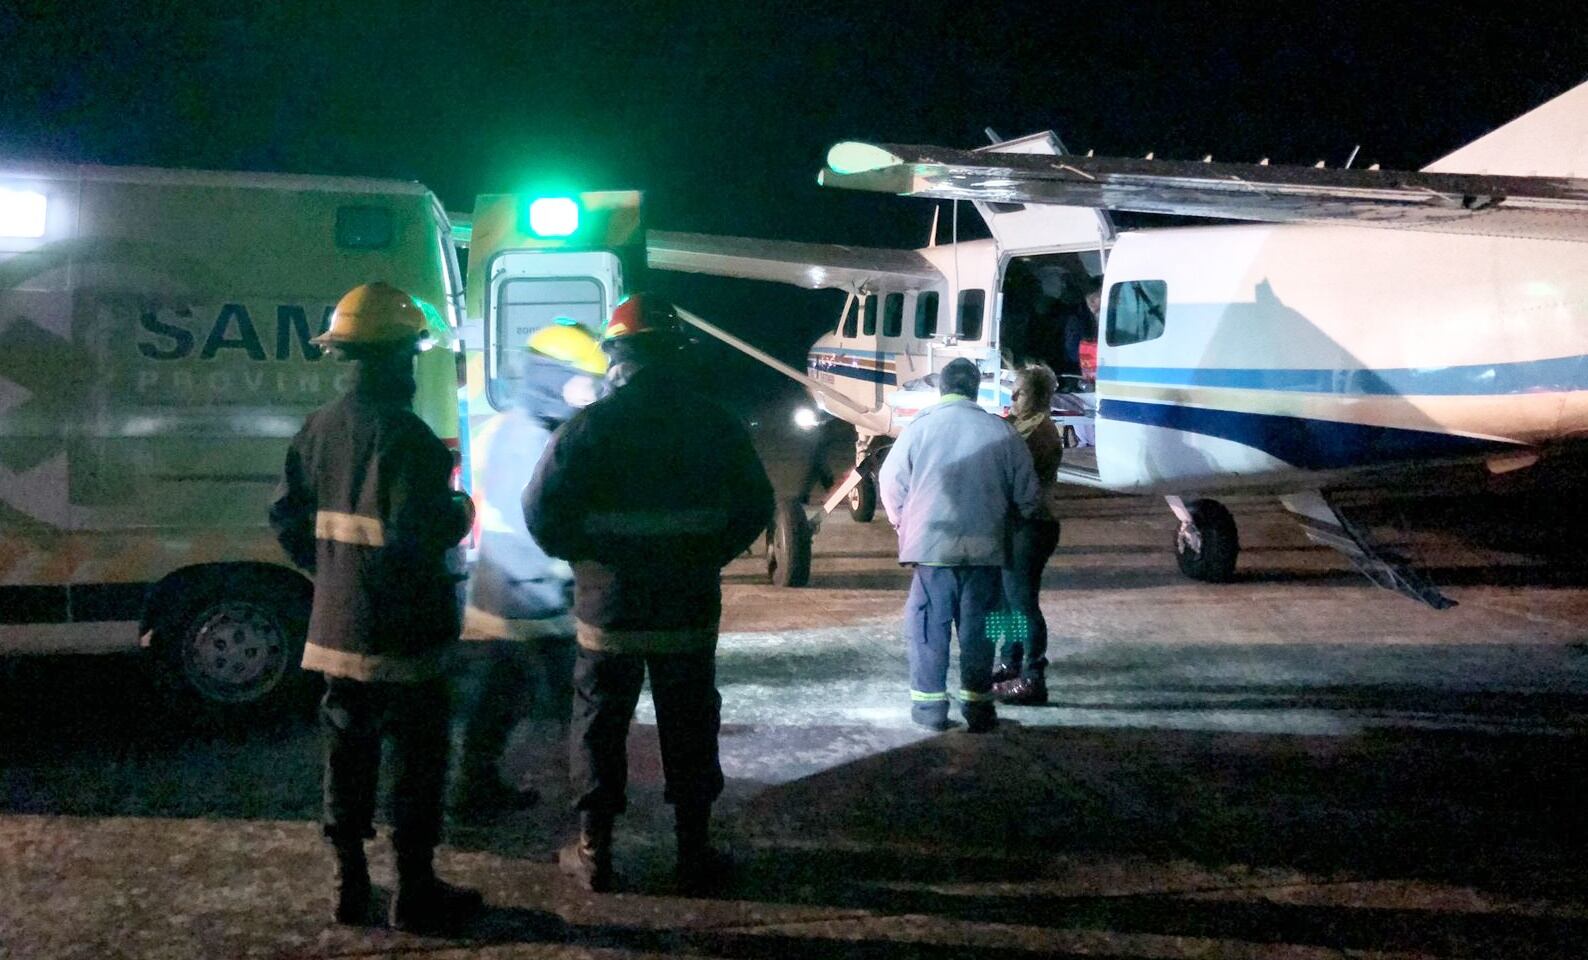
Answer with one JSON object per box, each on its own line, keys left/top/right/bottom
{"left": 878, "top": 395, "right": 1041, "bottom": 566}
{"left": 522, "top": 366, "right": 773, "bottom": 656}
{"left": 269, "top": 371, "right": 469, "bottom": 682}
{"left": 464, "top": 394, "right": 574, "bottom": 642}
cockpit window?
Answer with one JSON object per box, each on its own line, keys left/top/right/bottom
{"left": 1105, "top": 280, "right": 1168, "bottom": 346}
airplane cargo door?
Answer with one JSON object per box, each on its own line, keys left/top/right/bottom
{"left": 972, "top": 132, "right": 1115, "bottom": 255}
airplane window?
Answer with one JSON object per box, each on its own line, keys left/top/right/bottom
{"left": 842, "top": 297, "right": 858, "bottom": 338}
{"left": 957, "top": 289, "right": 985, "bottom": 340}
{"left": 882, "top": 293, "right": 903, "bottom": 337}
{"left": 915, "top": 291, "right": 939, "bottom": 338}
{"left": 862, "top": 295, "right": 878, "bottom": 336}
{"left": 1105, "top": 279, "right": 1168, "bottom": 347}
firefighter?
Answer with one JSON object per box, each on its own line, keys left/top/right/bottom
{"left": 269, "top": 282, "right": 482, "bottom": 934}
{"left": 522, "top": 294, "right": 773, "bottom": 895}
{"left": 455, "top": 322, "right": 607, "bottom": 817}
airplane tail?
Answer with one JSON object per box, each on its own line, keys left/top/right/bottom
{"left": 1422, "top": 80, "right": 1588, "bottom": 178}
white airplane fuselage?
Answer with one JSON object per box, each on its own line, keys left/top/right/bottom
{"left": 802, "top": 222, "right": 1588, "bottom": 498}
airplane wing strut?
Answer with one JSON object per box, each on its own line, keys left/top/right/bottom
{"left": 674, "top": 305, "right": 893, "bottom": 436}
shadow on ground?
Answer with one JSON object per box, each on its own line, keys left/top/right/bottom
{"left": 6, "top": 651, "right": 1588, "bottom": 956}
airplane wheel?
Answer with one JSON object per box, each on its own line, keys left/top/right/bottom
{"left": 767, "top": 499, "right": 812, "bottom": 587}
{"left": 1174, "top": 498, "right": 1239, "bottom": 582}
{"left": 847, "top": 474, "right": 877, "bottom": 522}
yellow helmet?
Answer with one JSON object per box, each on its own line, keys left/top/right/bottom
{"left": 313, "top": 282, "right": 436, "bottom": 347}
{"left": 526, "top": 322, "right": 608, "bottom": 376}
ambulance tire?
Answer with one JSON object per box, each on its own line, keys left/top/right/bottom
{"left": 767, "top": 499, "right": 812, "bottom": 587}
{"left": 848, "top": 474, "right": 877, "bottom": 523}
{"left": 156, "top": 577, "right": 311, "bottom": 713}
{"left": 1174, "top": 499, "right": 1239, "bottom": 583}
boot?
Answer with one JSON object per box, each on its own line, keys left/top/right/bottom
{"left": 557, "top": 810, "right": 614, "bottom": 893}
{"left": 993, "top": 675, "right": 1048, "bottom": 706}
{"left": 674, "top": 804, "right": 729, "bottom": 897}
{"left": 390, "top": 847, "right": 483, "bottom": 935}
{"left": 331, "top": 841, "right": 372, "bottom": 926}
{"left": 962, "top": 700, "right": 998, "bottom": 734}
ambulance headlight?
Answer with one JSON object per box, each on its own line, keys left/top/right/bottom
{"left": 0, "top": 188, "right": 46, "bottom": 238}
{"left": 793, "top": 406, "right": 821, "bottom": 431}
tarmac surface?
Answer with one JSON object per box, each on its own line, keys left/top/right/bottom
{"left": 3, "top": 478, "right": 1588, "bottom": 958}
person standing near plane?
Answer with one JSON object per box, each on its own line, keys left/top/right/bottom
{"left": 269, "top": 282, "right": 483, "bottom": 934}
{"left": 992, "top": 364, "right": 1064, "bottom": 705}
{"left": 454, "top": 322, "right": 607, "bottom": 817}
{"left": 878, "top": 357, "right": 1041, "bottom": 732}
{"left": 523, "top": 294, "right": 773, "bottom": 895}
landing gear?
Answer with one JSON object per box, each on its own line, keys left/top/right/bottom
{"left": 846, "top": 435, "right": 887, "bottom": 522}
{"left": 1170, "top": 497, "right": 1240, "bottom": 582}
{"left": 847, "top": 474, "right": 877, "bottom": 522}
{"left": 767, "top": 499, "right": 812, "bottom": 587}
{"left": 765, "top": 432, "right": 891, "bottom": 586}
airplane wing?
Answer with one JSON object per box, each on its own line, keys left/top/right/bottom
{"left": 819, "top": 142, "right": 1588, "bottom": 242}
{"left": 648, "top": 230, "right": 941, "bottom": 292}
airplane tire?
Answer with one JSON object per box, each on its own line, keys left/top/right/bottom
{"left": 848, "top": 474, "right": 877, "bottom": 523}
{"left": 767, "top": 499, "right": 812, "bottom": 587}
{"left": 1174, "top": 498, "right": 1239, "bottom": 582}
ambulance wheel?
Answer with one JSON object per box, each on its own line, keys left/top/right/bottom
{"left": 1174, "top": 498, "right": 1239, "bottom": 583}
{"left": 847, "top": 474, "right": 877, "bottom": 522}
{"left": 767, "top": 499, "right": 812, "bottom": 587}
{"left": 159, "top": 580, "right": 309, "bottom": 710}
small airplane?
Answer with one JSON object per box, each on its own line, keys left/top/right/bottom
{"left": 649, "top": 80, "right": 1588, "bottom": 607}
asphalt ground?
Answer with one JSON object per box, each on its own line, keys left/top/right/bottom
{"left": 3, "top": 445, "right": 1588, "bottom": 958}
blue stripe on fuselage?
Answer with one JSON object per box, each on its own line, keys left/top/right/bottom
{"left": 1100, "top": 399, "right": 1510, "bottom": 470}
{"left": 1098, "top": 354, "right": 1588, "bottom": 397}
{"left": 809, "top": 363, "right": 897, "bottom": 385}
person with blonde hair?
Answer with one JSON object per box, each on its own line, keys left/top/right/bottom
{"left": 993, "top": 364, "right": 1064, "bottom": 705}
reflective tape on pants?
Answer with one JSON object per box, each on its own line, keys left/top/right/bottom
{"left": 315, "top": 511, "right": 386, "bottom": 547}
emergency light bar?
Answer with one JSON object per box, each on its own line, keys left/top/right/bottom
{"left": 528, "top": 197, "right": 579, "bottom": 238}
{"left": 0, "top": 188, "right": 47, "bottom": 238}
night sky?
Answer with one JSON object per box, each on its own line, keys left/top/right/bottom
{"left": 3, "top": 2, "right": 1585, "bottom": 402}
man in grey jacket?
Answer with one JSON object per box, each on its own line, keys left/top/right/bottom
{"left": 878, "top": 358, "right": 1041, "bottom": 732}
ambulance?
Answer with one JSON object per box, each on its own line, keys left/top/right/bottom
{"left": 0, "top": 163, "right": 639, "bottom": 709}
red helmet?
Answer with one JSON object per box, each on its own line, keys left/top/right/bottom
{"left": 603, "top": 294, "right": 682, "bottom": 343}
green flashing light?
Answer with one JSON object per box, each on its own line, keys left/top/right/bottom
{"left": 528, "top": 196, "right": 579, "bottom": 237}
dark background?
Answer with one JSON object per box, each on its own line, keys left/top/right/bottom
{"left": 3, "top": 1, "right": 1586, "bottom": 404}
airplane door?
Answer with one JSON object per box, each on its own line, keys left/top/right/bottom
{"left": 973, "top": 132, "right": 1115, "bottom": 254}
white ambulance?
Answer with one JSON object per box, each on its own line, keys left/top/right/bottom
{"left": 0, "top": 163, "right": 637, "bottom": 709}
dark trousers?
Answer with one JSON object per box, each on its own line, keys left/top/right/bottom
{"left": 905, "top": 565, "right": 1001, "bottom": 713}
{"left": 321, "top": 677, "right": 450, "bottom": 853}
{"left": 456, "top": 638, "right": 576, "bottom": 788}
{"left": 999, "top": 518, "right": 1061, "bottom": 679}
{"left": 570, "top": 646, "right": 723, "bottom": 816}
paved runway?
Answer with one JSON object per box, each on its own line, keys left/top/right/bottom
{"left": 2, "top": 486, "right": 1586, "bottom": 957}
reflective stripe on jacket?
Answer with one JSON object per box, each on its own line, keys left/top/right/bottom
{"left": 523, "top": 366, "right": 773, "bottom": 656}
{"left": 269, "top": 378, "right": 468, "bottom": 682}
